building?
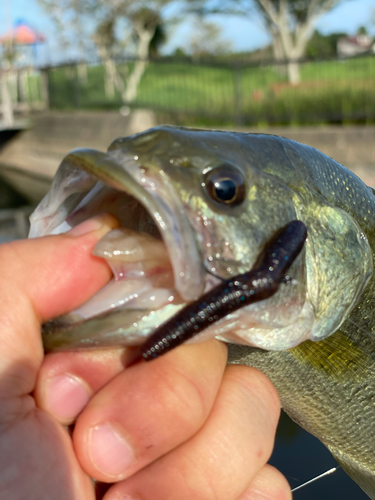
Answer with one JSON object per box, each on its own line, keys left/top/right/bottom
{"left": 337, "top": 34, "right": 375, "bottom": 58}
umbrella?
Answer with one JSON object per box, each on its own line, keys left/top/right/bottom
{"left": 0, "top": 20, "right": 45, "bottom": 46}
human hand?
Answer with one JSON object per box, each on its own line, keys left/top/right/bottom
{"left": 0, "top": 214, "right": 291, "bottom": 500}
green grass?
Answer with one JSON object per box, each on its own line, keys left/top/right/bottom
{"left": 44, "top": 55, "right": 375, "bottom": 126}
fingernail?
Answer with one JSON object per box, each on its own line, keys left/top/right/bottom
{"left": 68, "top": 213, "right": 119, "bottom": 237}
{"left": 89, "top": 423, "right": 134, "bottom": 477}
{"left": 46, "top": 374, "right": 91, "bottom": 421}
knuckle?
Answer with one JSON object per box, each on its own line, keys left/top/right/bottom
{"left": 175, "top": 461, "right": 225, "bottom": 500}
{"left": 226, "top": 366, "right": 280, "bottom": 421}
{"left": 0, "top": 242, "right": 19, "bottom": 284}
{"left": 156, "top": 362, "right": 208, "bottom": 427}
{"left": 247, "top": 465, "right": 292, "bottom": 500}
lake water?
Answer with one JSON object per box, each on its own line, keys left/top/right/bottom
{"left": 0, "top": 207, "right": 31, "bottom": 242}
{"left": 271, "top": 411, "right": 368, "bottom": 499}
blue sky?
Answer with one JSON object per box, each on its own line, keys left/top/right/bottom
{"left": 1, "top": 0, "right": 375, "bottom": 65}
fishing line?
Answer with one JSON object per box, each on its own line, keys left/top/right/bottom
{"left": 291, "top": 466, "right": 339, "bottom": 492}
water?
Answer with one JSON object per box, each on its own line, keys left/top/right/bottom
{"left": 270, "top": 411, "right": 369, "bottom": 499}
{"left": 0, "top": 207, "right": 32, "bottom": 243}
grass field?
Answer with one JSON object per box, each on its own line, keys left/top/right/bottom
{"left": 45, "top": 54, "right": 375, "bottom": 126}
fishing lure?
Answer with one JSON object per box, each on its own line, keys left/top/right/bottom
{"left": 141, "top": 220, "right": 307, "bottom": 360}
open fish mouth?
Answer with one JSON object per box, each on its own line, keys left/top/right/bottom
{"left": 30, "top": 147, "right": 209, "bottom": 350}
{"left": 29, "top": 143, "right": 311, "bottom": 352}
{"left": 30, "top": 148, "right": 205, "bottom": 301}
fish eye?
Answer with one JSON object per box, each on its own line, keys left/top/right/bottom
{"left": 204, "top": 166, "right": 246, "bottom": 206}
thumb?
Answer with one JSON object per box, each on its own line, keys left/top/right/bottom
{"left": 0, "top": 213, "right": 118, "bottom": 399}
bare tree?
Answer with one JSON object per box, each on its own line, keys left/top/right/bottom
{"left": 92, "top": 1, "right": 171, "bottom": 102}
{"left": 185, "top": 0, "right": 345, "bottom": 84}
{"left": 71, "top": 0, "right": 90, "bottom": 84}
{"left": 92, "top": 16, "right": 121, "bottom": 98}
{"left": 122, "top": 7, "right": 163, "bottom": 102}
{"left": 38, "top": 0, "right": 172, "bottom": 102}
{"left": 254, "top": 0, "right": 344, "bottom": 83}
{"left": 38, "top": 0, "right": 92, "bottom": 57}
{"left": 38, "top": 0, "right": 126, "bottom": 96}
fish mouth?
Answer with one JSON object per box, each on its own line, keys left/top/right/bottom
{"left": 30, "top": 146, "right": 313, "bottom": 353}
{"left": 30, "top": 148, "right": 207, "bottom": 351}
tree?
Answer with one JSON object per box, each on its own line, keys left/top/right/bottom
{"left": 38, "top": 0, "right": 172, "bottom": 102}
{"left": 122, "top": 6, "right": 164, "bottom": 102}
{"left": 38, "top": 0, "right": 116, "bottom": 96}
{"left": 92, "top": 16, "right": 119, "bottom": 97}
{"left": 189, "top": 19, "right": 233, "bottom": 61}
{"left": 149, "top": 23, "right": 167, "bottom": 58}
{"left": 92, "top": 1, "right": 171, "bottom": 102}
{"left": 37, "top": 0, "right": 93, "bottom": 59}
{"left": 305, "top": 30, "right": 346, "bottom": 59}
{"left": 255, "top": 0, "right": 345, "bottom": 83}
{"left": 185, "top": 0, "right": 345, "bottom": 84}
{"left": 357, "top": 26, "right": 368, "bottom": 36}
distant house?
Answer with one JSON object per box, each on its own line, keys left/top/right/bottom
{"left": 337, "top": 34, "right": 375, "bottom": 58}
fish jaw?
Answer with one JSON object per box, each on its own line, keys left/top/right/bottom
{"left": 30, "top": 147, "right": 206, "bottom": 351}
{"left": 29, "top": 148, "right": 206, "bottom": 303}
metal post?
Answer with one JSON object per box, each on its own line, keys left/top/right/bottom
{"left": 232, "top": 63, "right": 244, "bottom": 126}
{"left": 40, "top": 68, "right": 50, "bottom": 110}
{"left": 1, "top": 72, "right": 14, "bottom": 127}
{"left": 72, "top": 65, "right": 81, "bottom": 109}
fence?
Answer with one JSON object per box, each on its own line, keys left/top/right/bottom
{"left": 0, "top": 66, "right": 48, "bottom": 127}
{"left": 3, "top": 54, "right": 375, "bottom": 126}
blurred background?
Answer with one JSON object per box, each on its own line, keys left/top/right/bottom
{"left": 0, "top": 0, "right": 374, "bottom": 498}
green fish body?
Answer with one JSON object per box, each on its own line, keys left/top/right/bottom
{"left": 30, "top": 126, "right": 375, "bottom": 497}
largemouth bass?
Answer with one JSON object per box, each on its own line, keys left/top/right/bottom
{"left": 29, "top": 126, "right": 375, "bottom": 498}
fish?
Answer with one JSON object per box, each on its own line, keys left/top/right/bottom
{"left": 141, "top": 220, "right": 308, "bottom": 360}
{"left": 29, "top": 125, "right": 375, "bottom": 498}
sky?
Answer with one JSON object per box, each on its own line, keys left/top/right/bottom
{"left": 1, "top": 0, "right": 375, "bottom": 65}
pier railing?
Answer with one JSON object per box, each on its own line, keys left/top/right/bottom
{"left": 42, "top": 53, "right": 375, "bottom": 126}
{"left": 1, "top": 53, "right": 374, "bottom": 127}
{"left": 0, "top": 66, "right": 47, "bottom": 129}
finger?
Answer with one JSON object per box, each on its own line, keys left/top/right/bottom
{"left": 73, "top": 339, "right": 228, "bottom": 482}
{"left": 102, "top": 367, "right": 280, "bottom": 500}
{"left": 238, "top": 464, "right": 292, "bottom": 500}
{"left": 0, "top": 213, "right": 118, "bottom": 399}
{"left": 35, "top": 347, "right": 137, "bottom": 424}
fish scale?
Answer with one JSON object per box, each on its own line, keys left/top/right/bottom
{"left": 228, "top": 135, "right": 375, "bottom": 498}
{"left": 228, "top": 331, "right": 375, "bottom": 499}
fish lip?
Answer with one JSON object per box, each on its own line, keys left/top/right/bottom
{"left": 30, "top": 148, "right": 206, "bottom": 302}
